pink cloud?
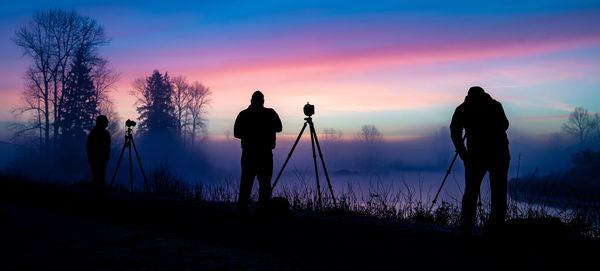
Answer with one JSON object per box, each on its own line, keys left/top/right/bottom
{"left": 2, "top": 9, "right": 598, "bottom": 138}
{"left": 102, "top": 10, "right": 598, "bottom": 85}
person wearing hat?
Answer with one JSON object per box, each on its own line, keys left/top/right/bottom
{"left": 234, "top": 91, "right": 283, "bottom": 214}
{"left": 87, "top": 115, "right": 111, "bottom": 197}
{"left": 450, "top": 86, "right": 510, "bottom": 238}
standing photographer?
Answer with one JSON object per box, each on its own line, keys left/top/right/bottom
{"left": 450, "top": 86, "right": 510, "bottom": 238}
{"left": 234, "top": 91, "right": 282, "bottom": 214}
{"left": 87, "top": 115, "right": 111, "bottom": 197}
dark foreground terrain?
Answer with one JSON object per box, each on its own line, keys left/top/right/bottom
{"left": 1, "top": 178, "right": 598, "bottom": 270}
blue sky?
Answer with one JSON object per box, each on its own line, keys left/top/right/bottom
{"left": 1, "top": 0, "right": 599, "bottom": 140}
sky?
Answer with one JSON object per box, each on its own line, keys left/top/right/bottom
{"left": 1, "top": 0, "right": 600, "bottom": 141}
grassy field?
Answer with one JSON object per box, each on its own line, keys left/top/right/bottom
{"left": 1, "top": 175, "right": 599, "bottom": 270}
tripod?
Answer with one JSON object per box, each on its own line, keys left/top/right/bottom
{"left": 271, "top": 116, "right": 337, "bottom": 209}
{"left": 108, "top": 126, "right": 149, "bottom": 192}
{"left": 430, "top": 149, "right": 460, "bottom": 210}
{"left": 430, "top": 135, "right": 481, "bottom": 210}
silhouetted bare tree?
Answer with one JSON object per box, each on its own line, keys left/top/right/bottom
{"left": 171, "top": 76, "right": 191, "bottom": 139}
{"left": 562, "top": 107, "right": 592, "bottom": 144}
{"left": 356, "top": 125, "right": 383, "bottom": 144}
{"left": 186, "top": 81, "right": 211, "bottom": 146}
{"left": 13, "top": 9, "right": 110, "bottom": 157}
{"left": 11, "top": 81, "right": 46, "bottom": 154}
{"left": 91, "top": 58, "right": 120, "bottom": 137}
{"left": 92, "top": 58, "right": 119, "bottom": 112}
{"left": 13, "top": 12, "right": 55, "bottom": 157}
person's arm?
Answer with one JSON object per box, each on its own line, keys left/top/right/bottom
{"left": 498, "top": 102, "right": 509, "bottom": 131}
{"left": 233, "top": 112, "right": 244, "bottom": 139}
{"left": 450, "top": 106, "right": 468, "bottom": 160}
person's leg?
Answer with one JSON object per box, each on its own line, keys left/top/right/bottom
{"left": 97, "top": 163, "right": 107, "bottom": 196}
{"left": 238, "top": 150, "right": 257, "bottom": 213}
{"left": 488, "top": 156, "right": 510, "bottom": 231}
{"left": 91, "top": 162, "right": 101, "bottom": 197}
{"left": 257, "top": 151, "right": 273, "bottom": 210}
{"left": 461, "top": 160, "right": 486, "bottom": 237}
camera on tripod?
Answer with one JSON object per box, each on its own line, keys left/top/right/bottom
{"left": 272, "top": 101, "right": 336, "bottom": 209}
{"left": 109, "top": 118, "right": 148, "bottom": 192}
{"left": 125, "top": 119, "right": 136, "bottom": 128}
{"left": 303, "top": 102, "right": 315, "bottom": 117}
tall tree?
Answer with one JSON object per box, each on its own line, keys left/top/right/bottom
{"left": 11, "top": 79, "right": 46, "bottom": 154}
{"left": 90, "top": 56, "right": 120, "bottom": 137}
{"left": 59, "top": 48, "right": 97, "bottom": 138}
{"left": 50, "top": 10, "right": 107, "bottom": 151}
{"left": 13, "top": 9, "right": 109, "bottom": 157}
{"left": 13, "top": 11, "right": 54, "bottom": 157}
{"left": 186, "top": 81, "right": 211, "bottom": 146}
{"left": 133, "top": 70, "right": 178, "bottom": 136}
{"left": 171, "top": 76, "right": 191, "bottom": 139}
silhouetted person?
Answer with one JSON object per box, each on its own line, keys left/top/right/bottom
{"left": 234, "top": 91, "right": 282, "bottom": 214}
{"left": 87, "top": 115, "right": 111, "bottom": 197}
{"left": 450, "top": 86, "right": 510, "bottom": 238}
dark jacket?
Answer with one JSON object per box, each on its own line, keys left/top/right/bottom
{"left": 234, "top": 104, "right": 282, "bottom": 150}
{"left": 450, "top": 93, "right": 509, "bottom": 157}
{"left": 86, "top": 126, "right": 111, "bottom": 164}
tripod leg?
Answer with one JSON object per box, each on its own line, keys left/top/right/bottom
{"left": 130, "top": 137, "right": 149, "bottom": 192}
{"left": 108, "top": 140, "right": 128, "bottom": 189}
{"left": 430, "top": 135, "right": 465, "bottom": 210}
{"left": 271, "top": 122, "right": 308, "bottom": 191}
{"left": 308, "top": 122, "right": 322, "bottom": 209}
{"left": 128, "top": 139, "right": 133, "bottom": 193}
{"left": 311, "top": 125, "right": 337, "bottom": 208}
{"left": 430, "top": 151, "right": 459, "bottom": 210}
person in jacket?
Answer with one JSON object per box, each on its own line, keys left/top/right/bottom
{"left": 234, "top": 91, "right": 283, "bottom": 214}
{"left": 87, "top": 115, "right": 111, "bottom": 197}
{"left": 450, "top": 86, "right": 510, "bottom": 238}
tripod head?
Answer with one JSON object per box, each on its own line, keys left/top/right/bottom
{"left": 125, "top": 127, "right": 134, "bottom": 138}
{"left": 124, "top": 119, "right": 137, "bottom": 140}
{"left": 125, "top": 119, "right": 136, "bottom": 137}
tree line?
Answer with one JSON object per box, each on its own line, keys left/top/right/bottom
{"left": 562, "top": 107, "right": 600, "bottom": 145}
{"left": 11, "top": 9, "right": 212, "bottom": 161}
{"left": 131, "top": 70, "right": 211, "bottom": 146}
{"left": 12, "top": 9, "right": 117, "bottom": 159}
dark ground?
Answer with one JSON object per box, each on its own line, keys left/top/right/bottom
{"left": 1, "top": 177, "right": 598, "bottom": 270}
